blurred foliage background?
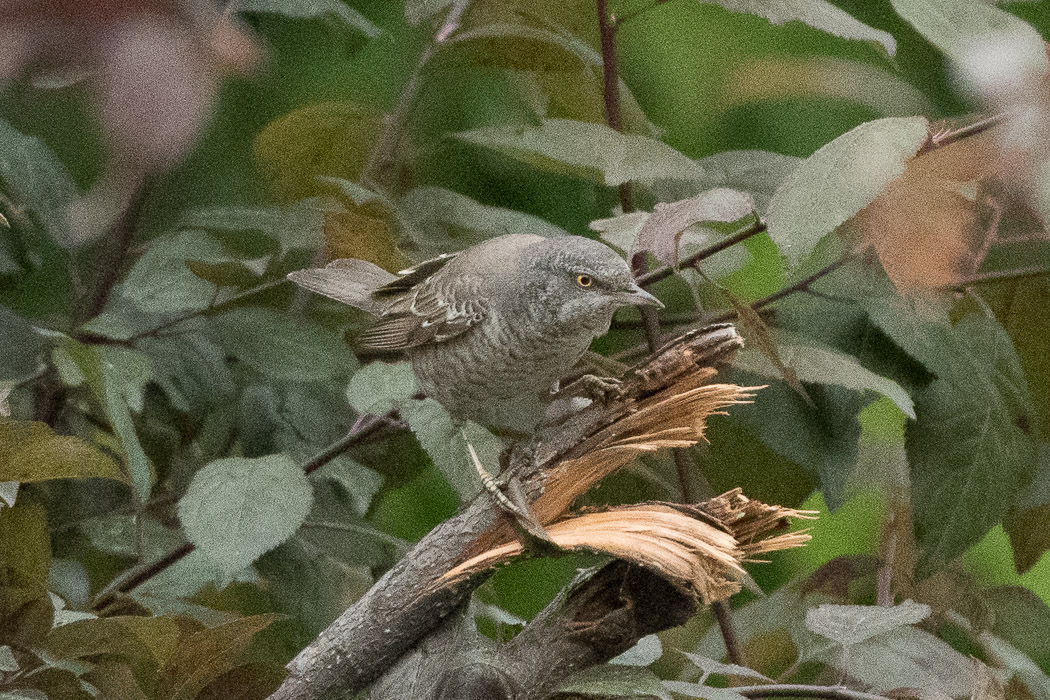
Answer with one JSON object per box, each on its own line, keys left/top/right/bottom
{"left": 2, "top": 0, "right": 1050, "bottom": 697}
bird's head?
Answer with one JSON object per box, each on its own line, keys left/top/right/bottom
{"left": 522, "top": 236, "right": 663, "bottom": 327}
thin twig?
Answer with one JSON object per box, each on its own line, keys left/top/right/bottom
{"left": 733, "top": 684, "right": 890, "bottom": 700}
{"left": 944, "top": 264, "right": 1050, "bottom": 288}
{"left": 708, "top": 252, "right": 860, "bottom": 324}
{"left": 90, "top": 413, "right": 395, "bottom": 611}
{"left": 597, "top": 0, "right": 632, "bottom": 215}
{"left": 599, "top": 0, "right": 698, "bottom": 506}
{"left": 637, "top": 220, "right": 768, "bottom": 288}
{"left": 359, "top": 0, "right": 467, "bottom": 191}
{"left": 611, "top": 251, "right": 860, "bottom": 361}
{"left": 90, "top": 277, "right": 289, "bottom": 345}
{"left": 920, "top": 112, "right": 1007, "bottom": 155}
{"left": 78, "top": 184, "right": 149, "bottom": 324}
{"left": 713, "top": 600, "right": 745, "bottom": 667}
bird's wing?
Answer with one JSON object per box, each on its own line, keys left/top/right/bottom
{"left": 287, "top": 259, "right": 398, "bottom": 315}
{"left": 358, "top": 253, "right": 488, "bottom": 351}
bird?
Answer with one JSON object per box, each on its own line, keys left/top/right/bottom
{"left": 288, "top": 233, "right": 663, "bottom": 432}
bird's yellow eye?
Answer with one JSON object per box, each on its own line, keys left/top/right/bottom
{"left": 576, "top": 274, "right": 594, "bottom": 288}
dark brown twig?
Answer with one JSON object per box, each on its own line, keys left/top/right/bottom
{"left": 944, "top": 264, "right": 1050, "bottom": 288}
{"left": 637, "top": 220, "right": 768, "bottom": 288}
{"left": 708, "top": 252, "right": 860, "bottom": 324}
{"left": 597, "top": 0, "right": 632, "bottom": 215}
{"left": 78, "top": 185, "right": 149, "bottom": 324}
{"left": 733, "top": 685, "right": 889, "bottom": 700}
{"left": 79, "top": 277, "right": 290, "bottom": 346}
{"left": 713, "top": 599, "right": 745, "bottom": 666}
{"left": 359, "top": 1, "right": 467, "bottom": 191}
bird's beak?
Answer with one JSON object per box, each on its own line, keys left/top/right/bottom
{"left": 617, "top": 283, "right": 664, "bottom": 309}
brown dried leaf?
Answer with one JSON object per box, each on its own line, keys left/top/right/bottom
{"left": 632, "top": 189, "right": 755, "bottom": 268}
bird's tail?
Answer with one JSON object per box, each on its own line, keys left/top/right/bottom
{"left": 287, "top": 259, "right": 398, "bottom": 315}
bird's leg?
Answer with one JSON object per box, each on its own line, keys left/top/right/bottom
{"left": 553, "top": 374, "right": 623, "bottom": 402}
{"left": 466, "top": 442, "right": 561, "bottom": 556}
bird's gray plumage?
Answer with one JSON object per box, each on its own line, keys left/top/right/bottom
{"left": 289, "top": 234, "right": 661, "bottom": 430}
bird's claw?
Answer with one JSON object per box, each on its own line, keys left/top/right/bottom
{"left": 555, "top": 374, "right": 623, "bottom": 402}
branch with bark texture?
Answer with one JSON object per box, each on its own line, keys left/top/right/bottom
{"left": 371, "top": 561, "right": 697, "bottom": 700}
{"left": 268, "top": 324, "right": 763, "bottom": 699}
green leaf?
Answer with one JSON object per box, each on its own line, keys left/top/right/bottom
{"left": 345, "top": 361, "right": 418, "bottom": 416}
{"left": 890, "top": 0, "right": 1048, "bottom": 78}
{"left": 679, "top": 652, "right": 773, "bottom": 682}
{"left": 254, "top": 102, "right": 380, "bottom": 202}
{"left": 0, "top": 646, "right": 17, "bottom": 672}
{"left": 98, "top": 346, "right": 153, "bottom": 413}
{"left": 155, "top": 614, "right": 280, "bottom": 700}
{"left": 178, "top": 455, "right": 313, "bottom": 576}
{"left": 814, "top": 626, "right": 975, "bottom": 695}
{"left": 734, "top": 328, "right": 915, "bottom": 418}
{"left": 988, "top": 277, "right": 1050, "bottom": 441}
{"left": 1005, "top": 443, "right": 1050, "bottom": 574}
{"left": 729, "top": 376, "right": 864, "bottom": 510}
{"left": 682, "top": 150, "right": 802, "bottom": 212}
{"left": 211, "top": 306, "right": 356, "bottom": 382}
{"left": 454, "top": 118, "right": 706, "bottom": 186}
{"left": 702, "top": 0, "right": 896, "bottom": 55}
{"left": 0, "top": 420, "right": 125, "bottom": 483}
{"left": 400, "top": 398, "right": 502, "bottom": 501}
{"left": 82, "top": 663, "right": 150, "bottom": 700}
{"left": 177, "top": 200, "right": 326, "bottom": 255}
{"left": 405, "top": 0, "right": 454, "bottom": 26}
{"left": 977, "top": 628, "right": 1050, "bottom": 698}
{"left": 982, "top": 585, "right": 1050, "bottom": 671}
{"left": 44, "top": 615, "right": 179, "bottom": 681}
{"left": 141, "top": 323, "right": 236, "bottom": 413}
{"left": 900, "top": 309, "right": 1038, "bottom": 569}
{"left": 0, "top": 305, "right": 44, "bottom": 382}
{"left": 311, "top": 455, "right": 383, "bottom": 516}
{"left": 805, "top": 600, "right": 930, "bottom": 646}
{"left": 559, "top": 665, "right": 673, "bottom": 699}
{"left": 766, "top": 116, "right": 929, "bottom": 267}
{"left": 116, "top": 232, "right": 227, "bottom": 315}
{"left": 0, "top": 118, "right": 76, "bottom": 246}
{"left": 441, "top": 23, "right": 600, "bottom": 71}
{"left": 0, "top": 502, "right": 52, "bottom": 593}
{"left": 400, "top": 186, "right": 568, "bottom": 257}
{"left": 609, "top": 634, "right": 662, "bottom": 666}
{"left": 58, "top": 339, "right": 153, "bottom": 500}
{"left": 235, "top": 0, "right": 381, "bottom": 37}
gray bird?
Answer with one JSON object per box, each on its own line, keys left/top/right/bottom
{"left": 288, "top": 234, "right": 662, "bottom": 431}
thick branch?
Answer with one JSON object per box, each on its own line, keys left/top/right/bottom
{"left": 268, "top": 325, "right": 745, "bottom": 700}
{"left": 496, "top": 561, "right": 696, "bottom": 699}
{"left": 372, "top": 560, "right": 697, "bottom": 699}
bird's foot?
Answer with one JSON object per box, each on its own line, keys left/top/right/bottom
{"left": 467, "top": 441, "right": 560, "bottom": 556}
{"left": 554, "top": 374, "right": 623, "bottom": 402}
